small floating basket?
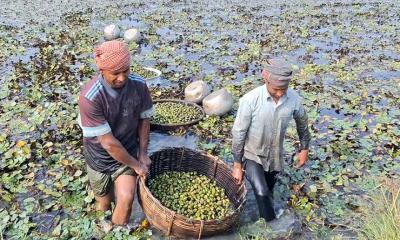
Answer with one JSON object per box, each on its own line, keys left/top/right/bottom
{"left": 138, "top": 148, "right": 247, "bottom": 239}
{"left": 131, "top": 65, "right": 162, "bottom": 81}
{"left": 150, "top": 99, "right": 205, "bottom": 131}
{"left": 142, "top": 67, "right": 162, "bottom": 81}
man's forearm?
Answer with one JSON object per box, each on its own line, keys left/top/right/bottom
{"left": 232, "top": 151, "right": 244, "bottom": 163}
{"left": 109, "top": 145, "right": 140, "bottom": 169}
{"left": 138, "top": 118, "right": 150, "bottom": 155}
{"left": 231, "top": 98, "right": 252, "bottom": 164}
{"left": 295, "top": 108, "right": 311, "bottom": 150}
{"left": 297, "top": 124, "right": 310, "bottom": 150}
{"left": 232, "top": 134, "right": 246, "bottom": 163}
{"left": 232, "top": 126, "right": 250, "bottom": 163}
{"left": 98, "top": 134, "right": 140, "bottom": 169}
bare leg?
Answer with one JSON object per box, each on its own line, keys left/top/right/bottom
{"left": 112, "top": 175, "right": 137, "bottom": 225}
{"left": 95, "top": 192, "right": 113, "bottom": 211}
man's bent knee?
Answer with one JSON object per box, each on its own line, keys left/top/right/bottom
{"left": 117, "top": 191, "right": 135, "bottom": 206}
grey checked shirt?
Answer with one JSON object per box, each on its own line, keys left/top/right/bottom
{"left": 232, "top": 85, "right": 310, "bottom": 172}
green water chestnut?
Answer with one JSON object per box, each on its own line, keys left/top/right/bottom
{"left": 151, "top": 102, "right": 203, "bottom": 125}
{"left": 148, "top": 171, "right": 233, "bottom": 220}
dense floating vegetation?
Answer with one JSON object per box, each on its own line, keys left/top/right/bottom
{"left": 0, "top": 0, "right": 399, "bottom": 239}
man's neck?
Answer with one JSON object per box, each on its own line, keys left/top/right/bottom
{"left": 265, "top": 87, "right": 279, "bottom": 103}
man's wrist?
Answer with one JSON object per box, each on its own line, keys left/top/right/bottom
{"left": 300, "top": 142, "right": 310, "bottom": 150}
{"left": 233, "top": 162, "right": 243, "bottom": 168}
{"left": 138, "top": 150, "right": 148, "bottom": 156}
{"left": 232, "top": 152, "right": 243, "bottom": 163}
{"left": 128, "top": 156, "right": 140, "bottom": 168}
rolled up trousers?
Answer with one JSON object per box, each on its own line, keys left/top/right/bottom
{"left": 244, "top": 159, "right": 279, "bottom": 221}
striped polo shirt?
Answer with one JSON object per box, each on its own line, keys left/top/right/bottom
{"left": 78, "top": 74, "right": 153, "bottom": 173}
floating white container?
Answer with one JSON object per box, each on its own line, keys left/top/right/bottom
{"left": 124, "top": 28, "right": 141, "bottom": 43}
{"left": 104, "top": 24, "right": 120, "bottom": 40}
{"left": 202, "top": 88, "right": 234, "bottom": 116}
{"left": 184, "top": 81, "right": 211, "bottom": 104}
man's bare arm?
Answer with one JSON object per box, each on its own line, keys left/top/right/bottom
{"left": 97, "top": 133, "right": 147, "bottom": 176}
{"left": 137, "top": 118, "right": 152, "bottom": 167}
{"left": 138, "top": 118, "right": 150, "bottom": 156}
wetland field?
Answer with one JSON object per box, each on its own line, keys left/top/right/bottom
{"left": 0, "top": 0, "right": 399, "bottom": 239}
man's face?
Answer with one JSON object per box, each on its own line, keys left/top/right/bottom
{"left": 263, "top": 71, "right": 288, "bottom": 101}
{"left": 266, "top": 82, "right": 288, "bottom": 101}
{"left": 101, "top": 68, "right": 130, "bottom": 88}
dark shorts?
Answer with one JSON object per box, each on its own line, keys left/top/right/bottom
{"left": 86, "top": 164, "right": 137, "bottom": 197}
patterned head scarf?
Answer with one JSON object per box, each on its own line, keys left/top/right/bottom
{"left": 94, "top": 40, "right": 131, "bottom": 72}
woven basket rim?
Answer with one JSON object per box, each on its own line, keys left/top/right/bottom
{"left": 150, "top": 99, "right": 205, "bottom": 128}
{"left": 139, "top": 147, "right": 247, "bottom": 224}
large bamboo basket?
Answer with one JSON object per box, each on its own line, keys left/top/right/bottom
{"left": 150, "top": 99, "right": 205, "bottom": 131}
{"left": 138, "top": 147, "right": 247, "bottom": 239}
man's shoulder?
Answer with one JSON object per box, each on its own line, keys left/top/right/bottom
{"left": 80, "top": 75, "right": 103, "bottom": 102}
{"left": 287, "top": 88, "right": 302, "bottom": 102}
{"left": 241, "top": 85, "right": 264, "bottom": 102}
{"left": 127, "top": 74, "right": 150, "bottom": 100}
{"left": 128, "top": 74, "right": 146, "bottom": 87}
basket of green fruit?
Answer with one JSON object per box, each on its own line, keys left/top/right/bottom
{"left": 150, "top": 99, "right": 205, "bottom": 131}
{"left": 138, "top": 148, "right": 247, "bottom": 239}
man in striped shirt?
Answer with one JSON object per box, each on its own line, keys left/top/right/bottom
{"left": 78, "top": 40, "right": 153, "bottom": 225}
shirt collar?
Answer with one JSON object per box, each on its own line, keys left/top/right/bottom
{"left": 263, "top": 85, "right": 273, "bottom": 101}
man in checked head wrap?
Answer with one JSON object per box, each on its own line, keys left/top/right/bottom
{"left": 231, "top": 58, "right": 311, "bottom": 221}
{"left": 94, "top": 40, "right": 131, "bottom": 88}
{"left": 78, "top": 40, "right": 154, "bottom": 225}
